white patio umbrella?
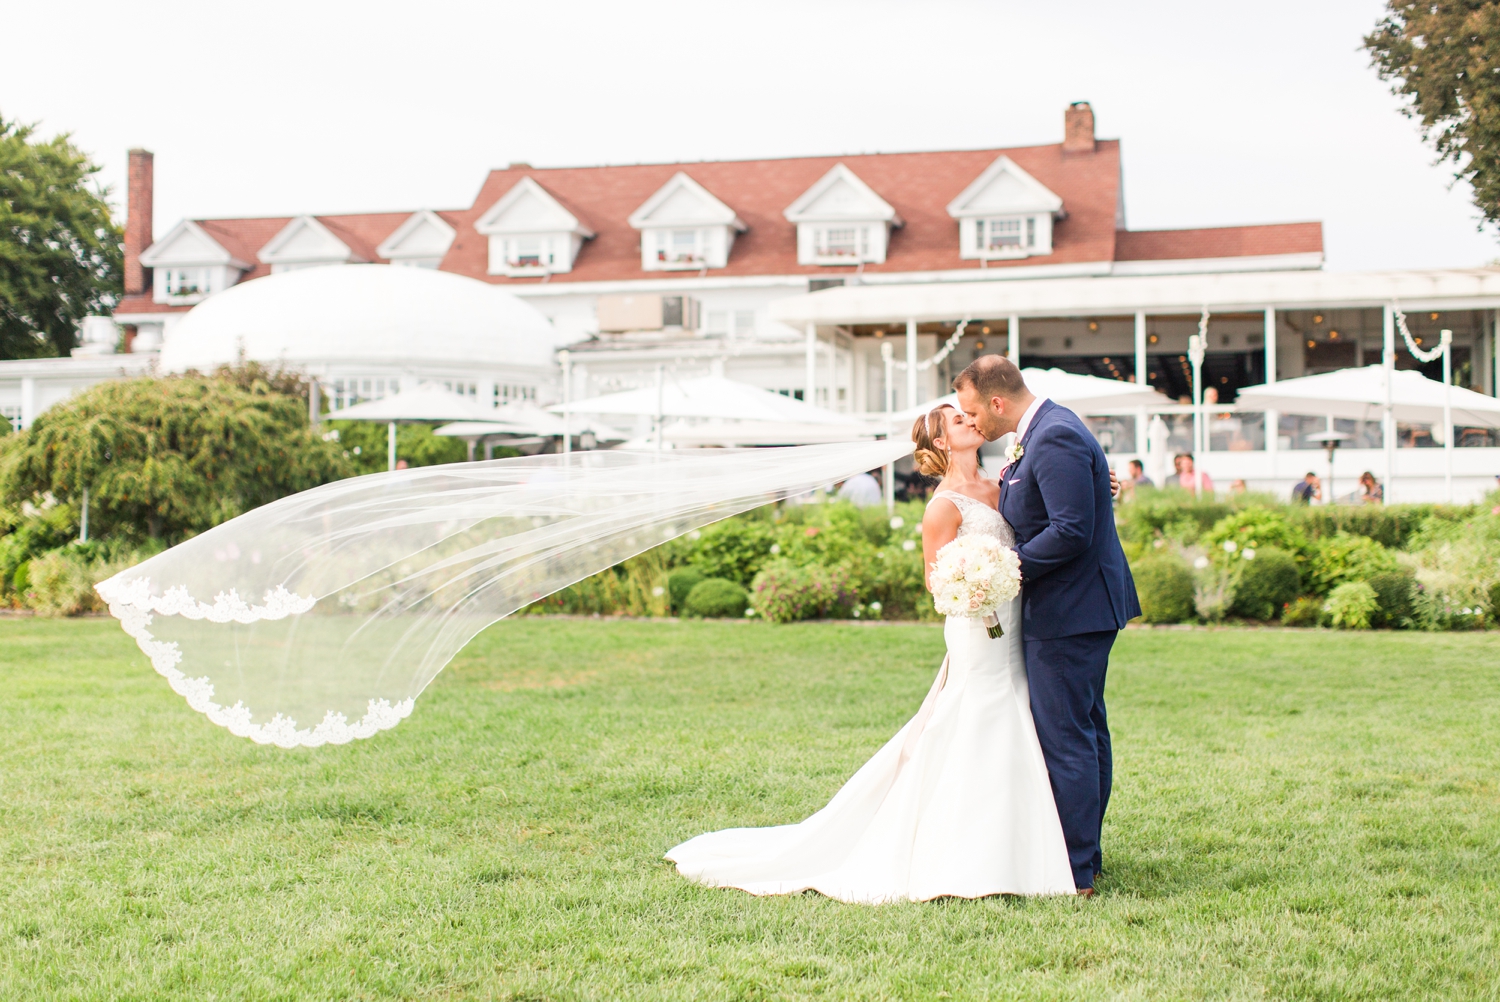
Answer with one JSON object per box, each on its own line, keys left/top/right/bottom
{"left": 662, "top": 419, "right": 881, "bottom": 447}
{"left": 435, "top": 405, "right": 626, "bottom": 460}
{"left": 331, "top": 385, "right": 497, "bottom": 471}
{"left": 888, "top": 366, "right": 1171, "bottom": 425}
{"left": 555, "top": 374, "right": 858, "bottom": 423}
{"left": 1235, "top": 365, "right": 1500, "bottom": 427}
{"left": 1236, "top": 364, "right": 1500, "bottom": 502}
{"left": 553, "top": 373, "right": 858, "bottom": 450}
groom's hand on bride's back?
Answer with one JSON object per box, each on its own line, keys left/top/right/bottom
{"left": 1109, "top": 469, "right": 1121, "bottom": 499}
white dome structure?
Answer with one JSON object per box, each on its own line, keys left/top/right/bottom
{"left": 158, "top": 265, "right": 561, "bottom": 407}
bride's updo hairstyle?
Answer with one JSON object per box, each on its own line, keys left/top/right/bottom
{"left": 911, "top": 405, "right": 955, "bottom": 478}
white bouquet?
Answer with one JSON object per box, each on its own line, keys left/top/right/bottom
{"left": 929, "top": 535, "right": 1022, "bottom": 638}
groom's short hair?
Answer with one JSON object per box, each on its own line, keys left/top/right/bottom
{"left": 953, "top": 355, "right": 1027, "bottom": 400}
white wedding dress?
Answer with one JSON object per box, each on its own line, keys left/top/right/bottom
{"left": 666, "top": 490, "right": 1076, "bottom": 902}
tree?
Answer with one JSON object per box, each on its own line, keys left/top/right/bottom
{"left": 0, "top": 115, "right": 122, "bottom": 358}
{"left": 0, "top": 369, "right": 352, "bottom": 544}
{"left": 1366, "top": 3, "right": 1500, "bottom": 231}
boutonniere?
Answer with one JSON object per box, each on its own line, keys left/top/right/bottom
{"left": 1005, "top": 441, "right": 1024, "bottom": 464}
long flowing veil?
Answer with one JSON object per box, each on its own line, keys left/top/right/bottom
{"left": 95, "top": 440, "right": 912, "bottom": 748}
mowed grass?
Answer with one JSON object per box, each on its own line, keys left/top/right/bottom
{"left": 1, "top": 618, "right": 1497, "bottom": 1002}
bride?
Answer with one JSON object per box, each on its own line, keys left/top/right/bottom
{"left": 666, "top": 404, "right": 1076, "bottom": 902}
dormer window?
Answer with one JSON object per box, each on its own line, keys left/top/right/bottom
{"left": 377, "top": 210, "right": 456, "bottom": 269}
{"left": 475, "top": 177, "right": 593, "bottom": 277}
{"left": 814, "top": 225, "right": 866, "bottom": 260}
{"left": 947, "top": 155, "right": 1063, "bottom": 261}
{"left": 784, "top": 164, "right": 899, "bottom": 267}
{"left": 977, "top": 217, "right": 1035, "bottom": 256}
{"left": 629, "top": 173, "right": 745, "bottom": 272}
{"left": 164, "top": 267, "right": 208, "bottom": 296}
{"left": 655, "top": 228, "right": 709, "bottom": 266}
{"left": 138, "top": 219, "right": 251, "bottom": 305}
{"left": 259, "top": 216, "right": 362, "bottom": 273}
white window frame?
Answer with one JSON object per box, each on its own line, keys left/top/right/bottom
{"left": 503, "top": 234, "right": 557, "bottom": 274}
{"left": 654, "top": 228, "right": 706, "bottom": 268}
{"left": 814, "top": 225, "right": 866, "bottom": 261}
{"left": 164, "top": 267, "right": 208, "bottom": 297}
{"left": 330, "top": 377, "right": 394, "bottom": 411}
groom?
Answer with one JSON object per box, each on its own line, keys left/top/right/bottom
{"left": 954, "top": 356, "right": 1141, "bottom": 895}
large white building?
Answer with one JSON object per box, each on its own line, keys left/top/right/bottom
{"left": 3, "top": 102, "right": 1498, "bottom": 499}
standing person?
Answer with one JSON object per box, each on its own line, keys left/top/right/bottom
{"left": 835, "top": 470, "right": 882, "bottom": 507}
{"left": 1292, "top": 472, "right": 1321, "bottom": 505}
{"left": 666, "top": 404, "right": 1076, "bottom": 901}
{"left": 1358, "top": 471, "right": 1383, "bottom": 505}
{"left": 953, "top": 355, "right": 1141, "bottom": 895}
{"left": 1172, "top": 453, "right": 1214, "bottom": 494}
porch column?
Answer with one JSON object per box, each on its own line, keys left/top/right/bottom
{"left": 1264, "top": 308, "right": 1278, "bottom": 460}
{"left": 1133, "top": 310, "right": 1148, "bottom": 387}
{"left": 19, "top": 376, "right": 35, "bottom": 429}
{"left": 1383, "top": 305, "right": 1396, "bottom": 500}
{"left": 905, "top": 318, "right": 918, "bottom": 408}
{"left": 1492, "top": 309, "right": 1500, "bottom": 396}
{"left": 805, "top": 323, "right": 817, "bottom": 404}
{"left": 1134, "top": 311, "right": 1149, "bottom": 455}
{"left": 825, "top": 333, "right": 837, "bottom": 410}
{"left": 1007, "top": 315, "right": 1020, "bottom": 363}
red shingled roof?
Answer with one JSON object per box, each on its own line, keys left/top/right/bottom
{"left": 117, "top": 211, "right": 465, "bottom": 314}
{"left": 116, "top": 147, "right": 1323, "bottom": 317}
{"left": 441, "top": 142, "right": 1124, "bottom": 283}
{"left": 1114, "top": 222, "right": 1323, "bottom": 262}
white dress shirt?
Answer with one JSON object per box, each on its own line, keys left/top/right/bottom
{"left": 1012, "top": 396, "right": 1049, "bottom": 445}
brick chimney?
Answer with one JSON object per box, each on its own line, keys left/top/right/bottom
{"left": 1063, "top": 102, "right": 1096, "bottom": 154}
{"left": 124, "top": 148, "right": 154, "bottom": 296}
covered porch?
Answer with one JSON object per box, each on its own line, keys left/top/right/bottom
{"left": 772, "top": 269, "right": 1500, "bottom": 502}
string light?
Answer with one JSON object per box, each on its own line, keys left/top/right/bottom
{"left": 1393, "top": 306, "right": 1446, "bottom": 363}
{"left": 890, "top": 317, "right": 971, "bottom": 373}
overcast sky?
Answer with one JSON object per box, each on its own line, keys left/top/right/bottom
{"left": 4, "top": 0, "right": 1493, "bottom": 272}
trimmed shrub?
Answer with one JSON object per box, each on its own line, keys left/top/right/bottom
{"left": 1306, "top": 533, "right": 1399, "bottom": 596}
{"left": 21, "top": 547, "right": 140, "bottom": 617}
{"left": 1230, "top": 547, "right": 1301, "bottom": 621}
{"left": 1282, "top": 596, "right": 1324, "bottom": 627}
{"left": 666, "top": 567, "right": 705, "bottom": 614}
{"left": 682, "top": 578, "right": 749, "bottom": 618}
{"left": 750, "top": 562, "right": 853, "bottom": 623}
{"left": 684, "top": 517, "right": 777, "bottom": 587}
{"left": 1289, "top": 504, "right": 1471, "bottom": 549}
{"left": 1489, "top": 580, "right": 1500, "bottom": 619}
{"left": 1324, "top": 581, "right": 1378, "bottom": 630}
{"left": 1368, "top": 572, "right": 1416, "bottom": 629}
{"left": 1132, "top": 555, "right": 1196, "bottom": 624}
{"left": 1205, "top": 510, "right": 1309, "bottom": 562}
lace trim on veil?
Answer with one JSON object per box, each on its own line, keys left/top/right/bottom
{"left": 94, "top": 576, "right": 413, "bottom": 749}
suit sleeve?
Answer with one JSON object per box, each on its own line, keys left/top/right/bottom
{"left": 1015, "top": 421, "right": 1097, "bottom": 581}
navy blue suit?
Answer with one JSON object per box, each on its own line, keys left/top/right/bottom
{"left": 999, "top": 399, "right": 1140, "bottom": 888}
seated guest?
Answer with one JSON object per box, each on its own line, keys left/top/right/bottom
{"left": 837, "top": 470, "right": 883, "bottom": 507}
{"left": 1358, "top": 471, "right": 1383, "bottom": 505}
{"left": 1230, "top": 479, "right": 1248, "bottom": 495}
{"left": 1292, "top": 472, "right": 1321, "bottom": 505}
{"left": 1173, "top": 453, "right": 1214, "bottom": 493}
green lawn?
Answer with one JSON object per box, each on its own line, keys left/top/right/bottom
{"left": 1, "top": 618, "right": 1497, "bottom": 1001}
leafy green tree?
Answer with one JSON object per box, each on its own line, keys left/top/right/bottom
{"left": 0, "top": 115, "right": 122, "bottom": 358}
{"left": 1366, "top": 3, "right": 1500, "bottom": 230}
{"left": 0, "top": 370, "right": 351, "bottom": 544}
